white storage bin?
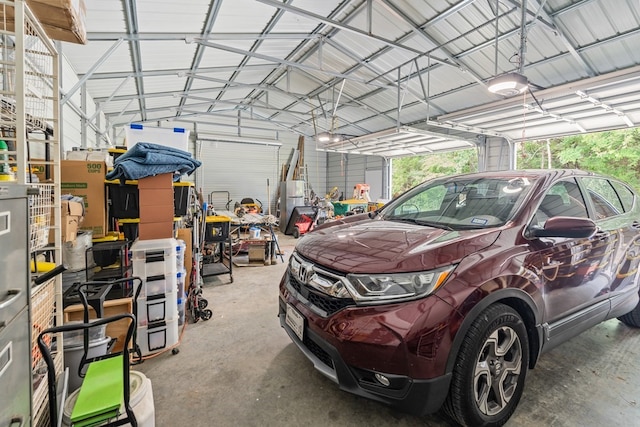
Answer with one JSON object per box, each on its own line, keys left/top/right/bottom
{"left": 132, "top": 238, "right": 178, "bottom": 281}
{"left": 137, "top": 294, "right": 177, "bottom": 326}
{"left": 176, "top": 269, "right": 186, "bottom": 296}
{"left": 133, "top": 258, "right": 177, "bottom": 280}
{"left": 131, "top": 238, "right": 178, "bottom": 262}
{"left": 137, "top": 318, "right": 179, "bottom": 356}
{"left": 126, "top": 124, "right": 190, "bottom": 152}
{"left": 176, "top": 239, "right": 185, "bottom": 270}
{"left": 137, "top": 273, "right": 177, "bottom": 299}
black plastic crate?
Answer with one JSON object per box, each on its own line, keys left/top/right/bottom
{"left": 117, "top": 218, "right": 139, "bottom": 242}
{"left": 205, "top": 216, "right": 230, "bottom": 242}
{"left": 173, "top": 183, "right": 192, "bottom": 216}
{"left": 106, "top": 180, "right": 139, "bottom": 218}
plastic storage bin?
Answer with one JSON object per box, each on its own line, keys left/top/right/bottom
{"left": 106, "top": 179, "right": 140, "bottom": 218}
{"left": 176, "top": 269, "right": 186, "bottom": 295}
{"left": 136, "top": 294, "right": 177, "bottom": 326}
{"left": 118, "top": 218, "right": 140, "bottom": 242}
{"left": 176, "top": 240, "right": 185, "bottom": 270}
{"left": 137, "top": 273, "right": 177, "bottom": 299}
{"left": 173, "top": 182, "right": 193, "bottom": 216}
{"left": 204, "top": 216, "right": 230, "bottom": 242}
{"left": 125, "top": 124, "right": 190, "bottom": 152}
{"left": 137, "top": 318, "right": 179, "bottom": 356}
{"left": 131, "top": 238, "right": 178, "bottom": 279}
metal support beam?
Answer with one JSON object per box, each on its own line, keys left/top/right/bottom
{"left": 525, "top": 0, "right": 595, "bottom": 76}
{"left": 255, "top": 0, "right": 451, "bottom": 65}
{"left": 176, "top": 0, "right": 222, "bottom": 116}
{"left": 379, "top": 0, "right": 487, "bottom": 87}
{"left": 88, "top": 75, "right": 132, "bottom": 122}
{"left": 123, "top": 0, "right": 146, "bottom": 121}
{"left": 61, "top": 38, "right": 124, "bottom": 105}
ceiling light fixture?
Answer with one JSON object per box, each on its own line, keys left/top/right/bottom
{"left": 317, "top": 132, "right": 331, "bottom": 143}
{"left": 487, "top": 72, "right": 529, "bottom": 96}
{"left": 316, "top": 132, "right": 343, "bottom": 143}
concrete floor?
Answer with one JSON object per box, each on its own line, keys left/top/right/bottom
{"left": 137, "top": 233, "right": 640, "bottom": 427}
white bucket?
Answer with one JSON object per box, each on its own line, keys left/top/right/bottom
{"left": 63, "top": 370, "right": 155, "bottom": 427}
{"left": 249, "top": 226, "right": 260, "bottom": 239}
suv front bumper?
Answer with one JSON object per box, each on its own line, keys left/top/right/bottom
{"left": 277, "top": 297, "right": 451, "bottom": 416}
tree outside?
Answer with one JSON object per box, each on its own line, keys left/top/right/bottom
{"left": 517, "top": 129, "right": 640, "bottom": 191}
{"left": 391, "top": 148, "right": 477, "bottom": 196}
{"left": 392, "top": 129, "right": 640, "bottom": 195}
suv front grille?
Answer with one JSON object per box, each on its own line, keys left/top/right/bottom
{"left": 289, "top": 274, "right": 354, "bottom": 316}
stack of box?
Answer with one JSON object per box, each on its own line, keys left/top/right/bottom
{"left": 131, "top": 238, "right": 180, "bottom": 356}
{"left": 107, "top": 179, "right": 194, "bottom": 241}
{"left": 138, "top": 173, "right": 174, "bottom": 240}
{"left": 61, "top": 160, "right": 107, "bottom": 238}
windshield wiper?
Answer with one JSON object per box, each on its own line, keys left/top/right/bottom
{"left": 388, "top": 217, "right": 453, "bottom": 231}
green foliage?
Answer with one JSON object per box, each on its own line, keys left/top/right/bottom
{"left": 392, "top": 149, "right": 477, "bottom": 196}
{"left": 391, "top": 129, "right": 640, "bottom": 196}
{"left": 516, "top": 129, "right": 640, "bottom": 191}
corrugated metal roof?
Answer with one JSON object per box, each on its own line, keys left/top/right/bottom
{"left": 63, "top": 0, "right": 640, "bottom": 156}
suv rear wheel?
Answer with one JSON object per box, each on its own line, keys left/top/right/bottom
{"left": 443, "top": 304, "right": 529, "bottom": 427}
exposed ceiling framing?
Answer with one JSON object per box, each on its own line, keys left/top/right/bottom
{"left": 59, "top": 0, "right": 640, "bottom": 157}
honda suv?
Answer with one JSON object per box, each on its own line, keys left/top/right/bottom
{"left": 278, "top": 169, "right": 640, "bottom": 426}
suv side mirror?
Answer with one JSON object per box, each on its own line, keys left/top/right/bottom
{"left": 530, "top": 216, "right": 597, "bottom": 239}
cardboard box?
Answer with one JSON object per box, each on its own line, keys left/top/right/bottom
{"left": 138, "top": 222, "right": 174, "bottom": 241}
{"left": 29, "top": 159, "right": 51, "bottom": 183}
{"left": 138, "top": 173, "right": 173, "bottom": 189}
{"left": 176, "top": 228, "right": 193, "bottom": 292}
{"left": 66, "top": 150, "right": 113, "bottom": 167}
{"left": 138, "top": 173, "right": 174, "bottom": 240}
{"left": 60, "top": 200, "right": 84, "bottom": 242}
{"left": 64, "top": 298, "right": 133, "bottom": 352}
{"left": 0, "top": 0, "right": 87, "bottom": 44}
{"left": 61, "top": 160, "right": 107, "bottom": 238}
{"left": 29, "top": 0, "right": 87, "bottom": 44}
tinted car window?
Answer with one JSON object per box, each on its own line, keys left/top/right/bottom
{"left": 532, "top": 179, "right": 588, "bottom": 226}
{"left": 384, "top": 176, "right": 535, "bottom": 229}
{"left": 610, "top": 180, "right": 635, "bottom": 212}
{"left": 582, "top": 178, "right": 623, "bottom": 219}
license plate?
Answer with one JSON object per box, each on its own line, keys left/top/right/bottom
{"left": 285, "top": 303, "right": 305, "bottom": 341}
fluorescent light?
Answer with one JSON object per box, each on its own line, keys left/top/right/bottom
{"left": 487, "top": 72, "right": 529, "bottom": 96}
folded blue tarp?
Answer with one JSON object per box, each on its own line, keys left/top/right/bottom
{"left": 105, "top": 142, "right": 201, "bottom": 182}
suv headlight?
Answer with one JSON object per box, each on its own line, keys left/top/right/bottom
{"left": 346, "top": 265, "right": 456, "bottom": 304}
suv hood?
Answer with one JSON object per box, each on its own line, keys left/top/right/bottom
{"left": 295, "top": 219, "right": 501, "bottom": 274}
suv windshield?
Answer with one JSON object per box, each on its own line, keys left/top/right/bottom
{"left": 381, "top": 176, "right": 536, "bottom": 229}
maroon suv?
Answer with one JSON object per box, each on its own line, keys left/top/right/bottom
{"left": 278, "top": 169, "right": 640, "bottom": 426}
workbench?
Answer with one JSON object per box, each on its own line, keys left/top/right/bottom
{"left": 213, "top": 210, "right": 283, "bottom": 264}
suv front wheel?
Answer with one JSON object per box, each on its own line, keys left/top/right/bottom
{"left": 618, "top": 295, "right": 640, "bottom": 327}
{"left": 443, "top": 304, "right": 529, "bottom": 427}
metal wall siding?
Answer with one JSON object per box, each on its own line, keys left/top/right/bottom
{"left": 326, "top": 153, "right": 384, "bottom": 201}
{"left": 197, "top": 140, "right": 281, "bottom": 213}
{"left": 196, "top": 135, "right": 326, "bottom": 215}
